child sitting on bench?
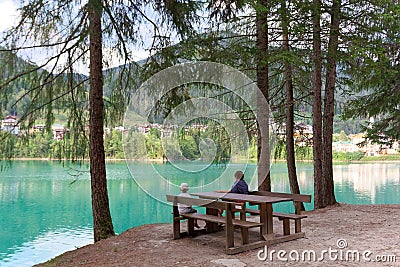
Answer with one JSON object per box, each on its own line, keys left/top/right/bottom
{"left": 178, "top": 183, "right": 200, "bottom": 228}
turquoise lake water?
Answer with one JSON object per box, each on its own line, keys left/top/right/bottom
{"left": 0, "top": 161, "right": 399, "bottom": 266}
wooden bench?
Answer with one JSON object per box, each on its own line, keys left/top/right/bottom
{"left": 166, "top": 194, "right": 265, "bottom": 254}
{"left": 247, "top": 191, "right": 311, "bottom": 236}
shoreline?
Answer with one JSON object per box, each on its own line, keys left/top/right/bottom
{"left": 1, "top": 158, "right": 165, "bottom": 162}
{"left": 4, "top": 157, "right": 400, "bottom": 164}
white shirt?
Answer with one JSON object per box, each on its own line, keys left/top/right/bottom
{"left": 178, "top": 192, "right": 193, "bottom": 214}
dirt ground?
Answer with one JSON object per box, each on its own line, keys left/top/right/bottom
{"left": 35, "top": 203, "right": 400, "bottom": 267}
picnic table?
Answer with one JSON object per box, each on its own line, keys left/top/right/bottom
{"left": 191, "top": 191, "right": 305, "bottom": 244}
{"left": 166, "top": 191, "right": 309, "bottom": 254}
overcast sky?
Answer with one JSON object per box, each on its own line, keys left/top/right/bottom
{"left": 0, "top": 0, "right": 150, "bottom": 74}
{"left": 0, "top": 0, "right": 18, "bottom": 32}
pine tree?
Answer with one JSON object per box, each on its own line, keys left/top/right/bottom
{"left": 311, "top": 0, "right": 324, "bottom": 209}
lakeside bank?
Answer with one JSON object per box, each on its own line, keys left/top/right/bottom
{"left": 35, "top": 203, "right": 400, "bottom": 267}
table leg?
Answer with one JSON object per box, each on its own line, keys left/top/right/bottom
{"left": 259, "top": 203, "right": 267, "bottom": 236}
{"left": 266, "top": 203, "right": 273, "bottom": 234}
{"left": 260, "top": 203, "right": 274, "bottom": 239}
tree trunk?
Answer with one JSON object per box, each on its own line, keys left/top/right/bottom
{"left": 88, "top": 0, "right": 115, "bottom": 242}
{"left": 256, "top": 0, "right": 271, "bottom": 192}
{"left": 322, "top": 0, "right": 340, "bottom": 207}
{"left": 281, "top": 0, "right": 305, "bottom": 211}
{"left": 312, "top": 0, "right": 324, "bottom": 209}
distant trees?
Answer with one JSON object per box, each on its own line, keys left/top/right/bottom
{"left": 104, "top": 130, "right": 124, "bottom": 159}
{"left": 8, "top": 127, "right": 398, "bottom": 162}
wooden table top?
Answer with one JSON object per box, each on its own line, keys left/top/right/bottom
{"left": 191, "top": 191, "right": 292, "bottom": 204}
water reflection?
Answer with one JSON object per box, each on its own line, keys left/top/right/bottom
{"left": 0, "top": 227, "right": 92, "bottom": 267}
{"left": 334, "top": 163, "right": 400, "bottom": 204}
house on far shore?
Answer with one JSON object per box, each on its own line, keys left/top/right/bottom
{"left": 1, "top": 115, "right": 19, "bottom": 135}
{"left": 52, "top": 124, "right": 66, "bottom": 140}
{"left": 32, "top": 124, "right": 45, "bottom": 133}
{"left": 332, "top": 140, "right": 359, "bottom": 153}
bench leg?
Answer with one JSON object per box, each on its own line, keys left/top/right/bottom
{"left": 173, "top": 219, "right": 181, "bottom": 239}
{"left": 295, "top": 219, "right": 301, "bottom": 233}
{"left": 172, "top": 206, "right": 181, "bottom": 239}
{"left": 241, "top": 228, "right": 249, "bottom": 245}
{"left": 282, "top": 219, "right": 290, "bottom": 235}
{"left": 188, "top": 218, "right": 195, "bottom": 236}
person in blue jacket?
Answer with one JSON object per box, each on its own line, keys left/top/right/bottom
{"left": 216, "top": 170, "right": 249, "bottom": 194}
{"left": 215, "top": 171, "right": 248, "bottom": 217}
{"left": 230, "top": 170, "right": 249, "bottom": 194}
